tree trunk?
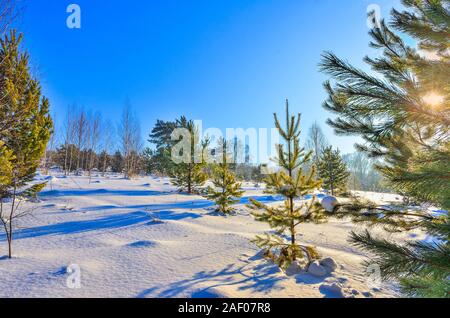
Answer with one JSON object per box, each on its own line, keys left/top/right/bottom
{"left": 8, "top": 185, "right": 16, "bottom": 259}
{"left": 68, "top": 146, "right": 73, "bottom": 174}
{"left": 1, "top": 221, "right": 11, "bottom": 259}
{"left": 290, "top": 223, "right": 295, "bottom": 245}
{"left": 289, "top": 196, "right": 296, "bottom": 260}
{"left": 187, "top": 163, "right": 192, "bottom": 194}
{"left": 331, "top": 171, "right": 335, "bottom": 196}
{"left": 103, "top": 156, "right": 107, "bottom": 176}
{"left": 64, "top": 143, "right": 69, "bottom": 175}
{"left": 7, "top": 235, "right": 12, "bottom": 259}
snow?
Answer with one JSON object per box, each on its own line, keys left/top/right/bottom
{"left": 321, "top": 196, "right": 338, "bottom": 212}
{"left": 0, "top": 174, "right": 413, "bottom": 298}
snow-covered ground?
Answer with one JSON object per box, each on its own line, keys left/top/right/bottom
{"left": 0, "top": 174, "right": 424, "bottom": 298}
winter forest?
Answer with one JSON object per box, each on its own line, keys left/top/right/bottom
{"left": 0, "top": 0, "right": 448, "bottom": 299}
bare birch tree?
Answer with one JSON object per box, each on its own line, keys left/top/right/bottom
{"left": 62, "top": 105, "right": 77, "bottom": 175}
{"left": 118, "top": 101, "right": 142, "bottom": 178}
{"left": 100, "top": 119, "right": 114, "bottom": 175}
{"left": 87, "top": 111, "right": 101, "bottom": 182}
{"left": 75, "top": 107, "right": 88, "bottom": 172}
{"left": 0, "top": 0, "right": 21, "bottom": 36}
{"left": 305, "top": 121, "right": 328, "bottom": 167}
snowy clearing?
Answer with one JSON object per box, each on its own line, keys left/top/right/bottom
{"left": 0, "top": 174, "right": 422, "bottom": 298}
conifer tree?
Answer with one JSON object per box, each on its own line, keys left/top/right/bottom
{"left": 320, "top": 0, "right": 449, "bottom": 297}
{"left": 317, "top": 146, "right": 350, "bottom": 196}
{"left": 0, "top": 142, "right": 13, "bottom": 192}
{"left": 170, "top": 117, "right": 207, "bottom": 194}
{"left": 141, "top": 147, "right": 155, "bottom": 175}
{"left": 0, "top": 31, "right": 53, "bottom": 258}
{"left": 249, "top": 100, "right": 327, "bottom": 269}
{"left": 111, "top": 150, "right": 124, "bottom": 173}
{"left": 98, "top": 150, "right": 111, "bottom": 175}
{"left": 207, "top": 138, "right": 244, "bottom": 214}
{"left": 148, "top": 119, "right": 177, "bottom": 176}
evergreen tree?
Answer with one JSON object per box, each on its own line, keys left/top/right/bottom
{"left": 207, "top": 138, "right": 244, "bottom": 214}
{"left": 148, "top": 119, "right": 178, "bottom": 175}
{"left": 141, "top": 147, "right": 155, "bottom": 175}
{"left": 317, "top": 146, "right": 350, "bottom": 196}
{"left": 0, "top": 141, "right": 14, "bottom": 195}
{"left": 320, "top": 0, "right": 449, "bottom": 297}
{"left": 249, "top": 100, "right": 327, "bottom": 269}
{"left": 53, "top": 144, "right": 77, "bottom": 172}
{"left": 170, "top": 117, "right": 207, "bottom": 194}
{"left": 111, "top": 150, "right": 124, "bottom": 173}
{"left": 0, "top": 31, "right": 53, "bottom": 258}
{"left": 97, "top": 150, "right": 111, "bottom": 174}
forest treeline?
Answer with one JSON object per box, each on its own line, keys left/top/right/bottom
{"left": 43, "top": 106, "right": 388, "bottom": 192}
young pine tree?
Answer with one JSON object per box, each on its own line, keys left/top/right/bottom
{"left": 320, "top": 0, "right": 449, "bottom": 297}
{"left": 170, "top": 117, "right": 207, "bottom": 194}
{"left": 317, "top": 146, "right": 350, "bottom": 196}
{"left": 0, "top": 31, "right": 53, "bottom": 258}
{"left": 249, "top": 100, "right": 327, "bottom": 269}
{"left": 207, "top": 138, "right": 244, "bottom": 214}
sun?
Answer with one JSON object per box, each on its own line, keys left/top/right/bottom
{"left": 422, "top": 92, "right": 444, "bottom": 107}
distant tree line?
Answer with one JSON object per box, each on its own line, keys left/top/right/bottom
{"left": 45, "top": 103, "right": 388, "bottom": 196}
{"left": 43, "top": 102, "right": 145, "bottom": 179}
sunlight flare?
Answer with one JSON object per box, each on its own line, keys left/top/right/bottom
{"left": 422, "top": 92, "right": 444, "bottom": 107}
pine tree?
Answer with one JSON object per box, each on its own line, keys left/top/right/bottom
{"left": 148, "top": 119, "right": 178, "bottom": 176}
{"left": 320, "top": 0, "right": 449, "bottom": 297}
{"left": 141, "top": 147, "right": 155, "bottom": 175}
{"left": 0, "top": 31, "right": 53, "bottom": 258}
{"left": 317, "top": 146, "right": 350, "bottom": 196}
{"left": 170, "top": 117, "right": 207, "bottom": 194}
{"left": 111, "top": 150, "right": 124, "bottom": 173}
{"left": 248, "top": 100, "right": 327, "bottom": 269}
{"left": 0, "top": 141, "right": 14, "bottom": 194}
{"left": 207, "top": 138, "right": 244, "bottom": 214}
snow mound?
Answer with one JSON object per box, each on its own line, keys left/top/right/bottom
{"left": 321, "top": 196, "right": 338, "bottom": 212}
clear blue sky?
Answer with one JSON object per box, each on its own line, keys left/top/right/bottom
{"left": 20, "top": 0, "right": 401, "bottom": 154}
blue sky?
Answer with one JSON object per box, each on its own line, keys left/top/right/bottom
{"left": 20, "top": 0, "right": 401, "bottom": 154}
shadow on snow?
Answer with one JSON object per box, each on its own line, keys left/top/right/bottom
{"left": 0, "top": 210, "right": 201, "bottom": 241}
{"left": 137, "top": 253, "right": 287, "bottom": 298}
{"left": 79, "top": 195, "right": 284, "bottom": 213}
{"left": 39, "top": 189, "right": 172, "bottom": 197}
